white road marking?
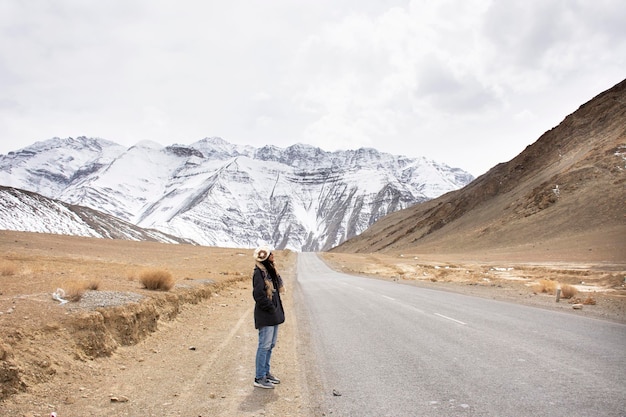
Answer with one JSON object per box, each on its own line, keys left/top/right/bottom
{"left": 381, "top": 295, "right": 395, "bottom": 301}
{"left": 434, "top": 313, "right": 467, "bottom": 325}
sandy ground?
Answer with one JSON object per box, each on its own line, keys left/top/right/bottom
{"left": 1, "top": 231, "right": 624, "bottom": 416}
{"left": 1, "top": 279, "right": 311, "bottom": 417}
{"left": 0, "top": 231, "right": 313, "bottom": 416}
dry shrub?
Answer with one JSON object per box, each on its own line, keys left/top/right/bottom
{"left": 560, "top": 284, "right": 578, "bottom": 299}
{"left": 85, "top": 279, "right": 101, "bottom": 291}
{"left": 583, "top": 296, "right": 596, "bottom": 305}
{"left": 139, "top": 269, "right": 175, "bottom": 291}
{"left": 536, "top": 279, "right": 558, "bottom": 294}
{"left": 0, "top": 261, "right": 18, "bottom": 276}
{"left": 59, "top": 279, "right": 100, "bottom": 302}
{"left": 64, "top": 281, "right": 87, "bottom": 302}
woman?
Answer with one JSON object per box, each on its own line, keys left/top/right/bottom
{"left": 252, "top": 245, "right": 285, "bottom": 389}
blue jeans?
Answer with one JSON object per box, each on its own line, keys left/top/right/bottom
{"left": 256, "top": 325, "right": 279, "bottom": 379}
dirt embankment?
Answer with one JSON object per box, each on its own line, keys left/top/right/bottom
{"left": 1, "top": 277, "right": 311, "bottom": 417}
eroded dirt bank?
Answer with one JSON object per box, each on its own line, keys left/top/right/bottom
{"left": 1, "top": 231, "right": 310, "bottom": 416}
{"left": 1, "top": 276, "right": 313, "bottom": 417}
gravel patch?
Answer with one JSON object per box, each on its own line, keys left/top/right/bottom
{"left": 68, "top": 290, "right": 145, "bottom": 311}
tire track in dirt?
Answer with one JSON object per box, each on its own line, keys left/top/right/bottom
{"left": 75, "top": 281, "right": 259, "bottom": 416}
{"left": 172, "top": 302, "right": 255, "bottom": 415}
{"left": 115, "top": 278, "right": 310, "bottom": 417}
{"left": 98, "top": 280, "right": 286, "bottom": 417}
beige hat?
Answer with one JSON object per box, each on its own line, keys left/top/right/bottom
{"left": 253, "top": 245, "right": 272, "bottom": 262}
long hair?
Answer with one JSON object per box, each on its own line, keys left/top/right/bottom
{"left": 261, "top": 258, "right": 278, "bottom": 281}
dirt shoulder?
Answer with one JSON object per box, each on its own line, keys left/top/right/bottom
{"left": 320, "top": 252, "right": 626, "bottom": 324}
{"left": 0, "top": 231, "right": 312, "bottom": 416}
{"left": 1, "top": 277, "right": 311, "bottom": 417}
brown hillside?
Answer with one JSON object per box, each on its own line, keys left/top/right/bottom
{"left": 332, "top": 79, "right": 626, "bottom": 262}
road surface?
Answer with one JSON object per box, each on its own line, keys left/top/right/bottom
{"left": 294, "top": 253, "right": 626, "bottom": 416}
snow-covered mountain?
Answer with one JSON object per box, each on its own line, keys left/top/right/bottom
{"left": 0, "top": 186, "right": 192, "bottom": 243}
{"left": 0, "top": 136, "right": 473, "bottom": 250}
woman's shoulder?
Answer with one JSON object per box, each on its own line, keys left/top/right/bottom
{"left": 253, "top": 263, "right": 267, "bottom": 276}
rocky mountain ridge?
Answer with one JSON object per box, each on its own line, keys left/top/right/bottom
{"left": 0, "top": 137, "right": 473, "bottom": 250}
{"left": 0, "top": 185, "right": 192, "bottom": 244}
{"left": 333, "top": 78, "right": 626, "bottom": 262}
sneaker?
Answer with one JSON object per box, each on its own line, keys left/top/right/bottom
{"left": 266, "top": 373, "right": 281, "bottom": 384}
{"left": 254, "top": 377, "right": 275, "bottom": 389}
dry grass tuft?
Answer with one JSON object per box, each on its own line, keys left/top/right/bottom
{"left": 583, "top": 296, "right": 597, "bottom": 305}
{"left": 64, "top": 281, "right": 87, "bottom": 302}
{"left": 560, "top": 284, "right": 578, "bottom": 299}
{"left": 85, "top": 279, "right": 101, "bottom": 291}
{"left": 0, "top": 261, "right": 18, "bottom": 276}
{"left": 57, "top": 279, "right": 100, "bottom": 302}
{"left": 139, "top": 269, "right": 175, "bottom": 291}
{"left": 536, "top": 279, "right": 558, "bottom": 294}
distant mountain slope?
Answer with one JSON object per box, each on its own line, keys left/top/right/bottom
{"left": 332, "top": 79, "right": 626, "bottom": 262}
{"left": 0, "top": 186, "right": 194, "bottom": 244}
{"left": 0, "top": 138, "right": 473, "bottom": 251}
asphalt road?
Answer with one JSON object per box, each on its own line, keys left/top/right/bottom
{"left": 294, "top": 253, "right": 626, "bottom": 417}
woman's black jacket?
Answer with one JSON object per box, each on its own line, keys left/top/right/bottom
{"left": 252, "top": 263, "right": 285, "bottom": 329}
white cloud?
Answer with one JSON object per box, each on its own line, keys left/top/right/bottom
{"left": 0, "top": 0, "right": 624, "bottom": 176}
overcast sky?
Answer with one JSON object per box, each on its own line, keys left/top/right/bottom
{"left": 1, "top": 0, "right": 624, "bottom": 176}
